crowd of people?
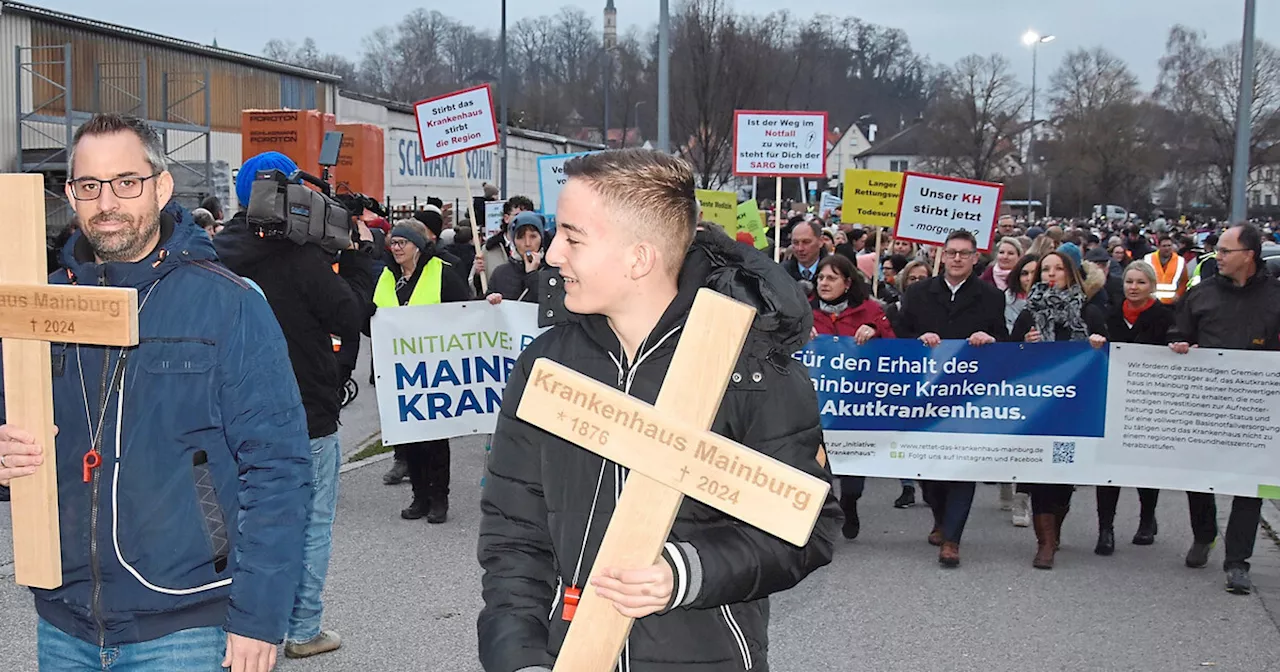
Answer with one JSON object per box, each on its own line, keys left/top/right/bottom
{"left": 768, "top": 201, "right": 1280, "bottom": 588}
{"left": 1, "top": 114, "right": 1279, "bottom": 671}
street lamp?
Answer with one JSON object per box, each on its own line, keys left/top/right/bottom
{"left": 629, "top": 101, "right": 647, "bottom": 148}
{"left": 500, "top": 0, "right": 508, "bottom": 199}
{"left": 1023, "top": 30, "right": 1055, "bottom": 223}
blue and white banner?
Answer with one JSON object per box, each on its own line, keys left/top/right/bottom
{"left": 371, "top": 302, "right": 547, "bottom": 445}
{"left": 799, "top": 338, "right": 1280, "bottom": 497}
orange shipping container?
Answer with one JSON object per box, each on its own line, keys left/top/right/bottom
{"left": 333, "top": 123, "right": 385, "bottom": 202}
{"left": 240, "top": 109, "right": 336, "bottom": 178}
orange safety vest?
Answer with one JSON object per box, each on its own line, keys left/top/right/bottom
{"left": 1145, "top": 251, "right": 1186, "bottom": 304}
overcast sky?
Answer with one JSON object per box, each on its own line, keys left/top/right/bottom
{"left": 31, "top": 0, "right": 1274, "bottom": 90}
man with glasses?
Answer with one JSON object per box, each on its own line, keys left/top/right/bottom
{"left": 1171, "top": 223, "right": 1280, "bottom": 595}
{"left": 895, "top": 230, "right": 1008, "bottom": 568}
{"left": 0, "top": 114, "right": 311, "bottom": 671}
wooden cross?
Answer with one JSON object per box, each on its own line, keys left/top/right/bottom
{"left": 515, "top": 288, "right": 830, "bottom": 671}
{"left": 0, "top": 174, "right": 139, "bottom": 589}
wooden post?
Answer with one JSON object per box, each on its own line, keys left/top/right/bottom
{"left": 872, "top": 226, "right": 883, "bottom": 299}
{"left": 460, "top": 153, "right": 488, "bottom": 293}
{"left": 514, "top": 289, "right": 830, "bottom": 671}
{"left": 933, "top": 245, "right": 943, "bottom": 275}
{"left": 773, "top": 179, "right": 783, "bottom": 263}
{"left": 0, "top": 175, "right": 138, "bottom": 588}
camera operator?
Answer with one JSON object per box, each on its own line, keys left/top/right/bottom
{"left": 212, "top": 151, "right": 376, "bottom": 660}
{"left": 485, "top": 212, "right": 545, "bottom": 304}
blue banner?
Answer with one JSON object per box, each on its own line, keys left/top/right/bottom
{"left": 796, "top": 338, "right": 1109, "bottom": 438}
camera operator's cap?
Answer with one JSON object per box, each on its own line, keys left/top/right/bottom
{"left": 236, "top": 151, "right": 298, "bottom": 207}
{"left": 511, "top": 212, "right": 545, "bottom": 236}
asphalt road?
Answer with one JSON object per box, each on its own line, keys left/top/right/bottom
{"left": 2, "top": 336, "right": 1280, "bottom": 670}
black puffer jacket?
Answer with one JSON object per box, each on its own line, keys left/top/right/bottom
{"left": 214, "top": 213, "right": 374, "bottom": 439}
{"left": 1173, "top": 268, "right": 1280, "bottom": 350}
{"left": 477, "top": 229, "right": 840, "bottom": 672}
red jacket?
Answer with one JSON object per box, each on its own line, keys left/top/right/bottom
{"left": 812, "top": 299, "right": 896, "bottom": 338}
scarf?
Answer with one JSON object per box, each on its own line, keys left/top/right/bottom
{"left": 1122, "top": 298, "right": 1155, "bottom": 327}
{"left": 818, "top": 299, "right": 849, "bottom": 316}
{"left": 992, "top": 265, "right": 1012, "bottom": 291}
{"left": 816, "top": 288, "right": 850, "bottom": 316}
{"left": 1025, "top": 282, "right": 1089, "bottom": 342}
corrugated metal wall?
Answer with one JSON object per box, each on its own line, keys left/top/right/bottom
{"left": 0, "top": 11, "right": 34, "bottom": 170}
{"left": 16, "top": 20, "right": 331, "bottom": 133}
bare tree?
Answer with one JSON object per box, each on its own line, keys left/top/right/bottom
{"left": 1048, "top": 47, "right": 1160, "bottom": 210}
{"left": 261, "top": 3, "right": 932, "bottom": 148}
{"left": 670, "top": 0, "right": 775, "bottom": 187}
{"left": 918, "top": 54, "right": 1028, "bottom": 181}
{"left": 1154, "top": 26, "right": 1280, "bottom": 210}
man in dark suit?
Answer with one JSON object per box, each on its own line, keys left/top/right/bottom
{"left": 895, "top": 229, "right": 1008, "bottom": 568}
{"left": 783, "top": 219, "right": 827, "bottom": 285}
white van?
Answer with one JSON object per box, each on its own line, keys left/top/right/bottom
{"left": 1093, "top": 204, "right": 1129, "bottom": 221}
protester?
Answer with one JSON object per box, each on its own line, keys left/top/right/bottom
{"left": 1146, "top": 234, "right": 1189, "bottom": 305}
{"left": 981, "top": 237, "right": 1024, "bottom": 291}
{"left": 884, "top": 260, "right": 930, "bottom": 342}
{"left": 485, "top": 212, "right": 545, "bottom": 303}
{"left": 192, "top": 207, "right": 219, "bottom": 237}
{"left": 784, "top": 219, "right": 827, "bottom": 284}
{"left": 1188, "top": 233, "right": 1219, "bottom": 288}
{"left": 1096, "top": 260, "right": 1170, "bottom": 555}
{"left": 1086, "top": 245, "right": 1124, "bottom": 310}
{"left": 810, "top": 254, "right": 894, "bottom": 540}
{"left": 478, "top": 149, "right": 840, "bottom": 672}
{"left": 199, "top": 194, "right": 225, "bottom": 222}
{"left": 373, "top": 219, "right": 472, "bottom": 522}
{"left": 1170, "top": 223, "right": 1280, "bottom": 595}
{"left": 0, "top": 113, "right": 310, "bottom": 671}
{"left": 895, "top": 230, "right": 1007, "bottom": 567}
{"left": 1010, "top": 251, "right": 1109, "bottom": 569}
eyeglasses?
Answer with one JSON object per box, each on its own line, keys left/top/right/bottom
{"left": 1215, "top": 247, "right": 1249, "bottom": 256}
{"left": 67, "top": 173, "right": 161, "bottom": 201}
{"left": 389, "top": 239, "right": 411, "bottom": 249}
{"left": 941, "top": 249, "right": 975, "bottom": 259}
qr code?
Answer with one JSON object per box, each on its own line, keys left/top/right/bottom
{"left": 1052, "top": 441, "right": 1076, "bottom": 464}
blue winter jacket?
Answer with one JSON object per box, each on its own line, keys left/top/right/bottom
{"left": 0, "top": 208, "right": 311, "bottom": 646}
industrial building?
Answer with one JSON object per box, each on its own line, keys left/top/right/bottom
{"left": 0, "top": 0, "right": 600, "bottom": 234}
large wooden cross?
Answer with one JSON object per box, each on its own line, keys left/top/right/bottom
{"left": 515, "top": 288, "right": 830, "bottom": 671}
{"left": 0, "top": 174, "right": 139, "bottom": 589}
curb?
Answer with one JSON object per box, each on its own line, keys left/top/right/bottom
{"left": 339, "top": 433, "right": 393, "bottom": 475}
{"left": 1264, "top": 500, "right": 1280, "bottom": 545}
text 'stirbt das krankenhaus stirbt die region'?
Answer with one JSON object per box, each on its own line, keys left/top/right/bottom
{"left": 413, "top": 85, "right": 499, "bottom": 162}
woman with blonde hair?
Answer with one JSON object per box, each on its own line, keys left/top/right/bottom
{"left": 1094, "top": 260, "right": 1172, "bottom": 554}
{"left": 981, "top": 237, "right": 1025, "bottom": 291}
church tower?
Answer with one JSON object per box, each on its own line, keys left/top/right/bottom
{"left": 603, "top": 0, "right": 617, "bottom": 50}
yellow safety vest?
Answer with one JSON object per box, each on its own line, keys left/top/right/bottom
{"left": 1188, "top": 251, "right": 1215, "bottom": 289}
{"left": 1144, "top": 251, "right": 1185, "bottom": 304}
{"left": 373, "top": 258, "right": 445, "bottom": 308}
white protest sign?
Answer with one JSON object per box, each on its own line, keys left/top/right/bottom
{"left": 732, "top": 110, "right": 828, "bottom": 177}
{"left": 814, "top": 342, "right": 1280, "bottom": 498}
{"left": 892, "top": 172, "right": 1003, "bottom": 252}
{"left": 371, "top": 301, "right": 548, "bottom": 445}
{"left": 537, "top": 151, "right": 597, "bottom": 216}
{"left": 484, "top": 201, "right": 504, "bottom": 236}
{"left": 413, "top": 84, "right": 499, "bottom": 162}
{"left": 819, "top": 192, "right": 842, "bottom": 216}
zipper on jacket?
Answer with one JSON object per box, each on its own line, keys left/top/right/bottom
{"left": 89, "top": 275, "right": 110, "bottom": 647}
